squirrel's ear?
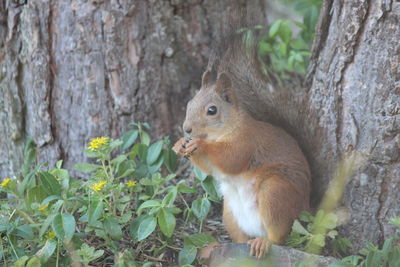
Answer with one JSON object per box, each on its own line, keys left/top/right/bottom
{"left": 201, "top": 70, "right": 217, "bottom": 88}
{"left": 215, "top": 72, "right": 237, "bottom": 104}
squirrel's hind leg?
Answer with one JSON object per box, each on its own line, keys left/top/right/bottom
{"left": 222, "top": 199, "right": 249, "bottom": 243}
{"left": 245, "top": 176, "right": 301, "bottom": 259}
{"left": 257, "top": 175, "right": 303, "bottom": 245}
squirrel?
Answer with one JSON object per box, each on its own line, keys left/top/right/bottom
{"left": 173, "top": 53, "right": 311, "bottom": 259}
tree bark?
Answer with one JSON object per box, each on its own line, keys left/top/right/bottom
{"left": 0, "top": 0, "right": 268, "bottom": 174}
{"left": 303, "top": 0, "right": 400, "bottom": 250}
{"left": 0, "top": 0, "right": 398, "bottom": 252}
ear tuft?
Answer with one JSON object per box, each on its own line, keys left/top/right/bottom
{"left": 201, "top": 70, "right": 217, "bottom": 88}
{"left": 215, "top": 72, "right": 236, "bottom": 104}
{"left": 217, "top": 73, "right": 232, "bottom": 90}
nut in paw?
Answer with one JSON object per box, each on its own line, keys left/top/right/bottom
{"left": 183, "top": 138, "right": 201, "bottom": 157}
{"left": 172, "top": 137, "right": 190, "bottom": 156}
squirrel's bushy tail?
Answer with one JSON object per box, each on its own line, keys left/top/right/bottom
{"left": 205, "top": 11, "right": 307, "bottom": 136}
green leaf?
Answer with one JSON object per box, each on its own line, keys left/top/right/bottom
{"left": 279, "top": 20, "right": 292, "bottom": 43}
{"left": 299, "top": 211, "right": 313, "bottom": 223}
{"left": 117, "top": 168, "right": 135, "bottom": 179}
{"left": 304, "top": 6, "right": 319, "bottom": 32}
{"left": 73, "top": 163, "right": 101, "bottom": 174}
{"left": 278, "top": 42, "right": 288, "bottom": 56}
{"left": 56, "top": 160, "right": 63, "bottom": 169}
{"left": 39, "top": 213, "right": 57, "bottom": 238}
{"left": 26, "top": 185, "right": 49, "bottom": 209}
{"left": 35, "top": 239, "right": 57, "bottom": 264}
{"left": 76, "top": 243, "right": 104, "bottom": 265}
{"left": 112, "top": 154, "right": 128, "bottom": 165}
{"left": 38, "top": 172, "right": 61, "bottom": 196}
{"left": 103, "top": 217, "right": 123, "bottom": 240}
{"left": 164, "top": 149, "right": 177, "bottom": 173}
{"left": 142, "top": 122, "right": 151, "bottom": 129}
{"left": 148, "top": 154, "right": 164, "bottom": 174}
{"left": 50, "top": 168, "right": 70, "bottom": 191}
{"left": 139, "top": 178, "right": 155, "bottom": 186}
{"left": 130, "top": 215, "right": 145, "bottom": 240}
{"left": 292, "top": 220, "right": 310, "bottom": 236}
{"left": 288, "top": 53, "right": 295, "bottom": 71}
{"left": 157, "top": 208, "right": 176, "bottom": 238}
{"left": 26, "top": 257, "right": 41, "bottom": 267}
{"left": 52, "top": 213, "right": 76, "bottom": 242}
{"left": 88, "top": 201, "right": 104, "bottom": 225}
{"left": 132, "top": 143, "right": 148, "bottom": 162}
{"left": 201, "top": 176, "right": 220, "bottom": 202}
{"left": 192, "top": 197, "right": 210, "bottom": 221}
{"left": 194, "top": 167, "right": 207, "bottom": 181}
{"left": 365, "top": 250, "right": 382, "bottom": 267}
{"left": 269, "top": 20, "right": 283, "bottom": 38}
{"left": 121, "top": 130, "right": 139, "bottom": 150}
{"left": 179, "top": 245, "right": 197, "bottom": 266}
{"left": 177, "top": 182, "right": 197, "bottom": 194}
{"left": 290, "top": 38, "right": 308, "bottom": 50}
{"left": 22, "top": 137, "right": 36, "bottom": 177}
{"left": 162, "top": 188, "right": 177, "bottom": 206}
{"left": 147, "top": 140, "right": 164, "bottom": 165}
{"left": 0, "top": 222, "right": 11, "bottom": 232}
{"left": 164, "top": 206, "right": 182, "bottom": 214}
{"left": 186, "top": 233, "right": 217, "bottom": 247}
{"left": 19, "top": 166, "right": 39, "bottom": 196}
{"left": 13, "top": 256, "right": 29, "bottom": 267}
{"left": 138, "top": 200, "right": 161, "bottom": 213}
{"left": 140, "top": 131, "right": 151, "bottom": 146}
{"left": 109, "top": 139, "right": 123, "bottom": 150}
{"left": 313, "top": 211, "right": 338, "bottom": 231}
{"left": 339, "top": 255, "right": 363, "bottom": 265}
{"left": 310, "top": 234, "right": 325, "bottom": 248}
{"left": 389, "top": 217, "right": 400, "bottom": 227}
{"left": 137, "top": 216, "right": 157, "bottom": 241}
{"left": 14, "top": 225, "right": 34, "bottom": 239}
{"left": 259, "top": 42, "right": 273, "bottom": 56}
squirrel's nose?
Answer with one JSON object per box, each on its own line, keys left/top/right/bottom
{"left": 183, "top": 121, "right": 192, "bottom": 135}
{"left": 184, "top": 127, "right": 192, "bottom": 134}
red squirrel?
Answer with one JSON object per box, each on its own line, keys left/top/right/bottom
{"left": 173, "top": 70, "right": 311, "bottom": 259}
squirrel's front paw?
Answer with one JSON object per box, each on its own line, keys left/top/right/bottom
{"left": 172, "top": 137, "right": 190, "bottom": 157}
{"left": 183, "top": 138, "right": 202, "bottom": 157}
{"left": 248, "top": 237, "right": 271, "bottom": 259}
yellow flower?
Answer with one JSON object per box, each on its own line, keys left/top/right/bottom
{"left": 1, "top": 178, "right": 11, "bottom": 188}
{"left": 38, "top": 205, "right": 48, "bottom": 211}
{"left": 90, "top": 181, "right": 107, "bottom": 192}
{"left": 88, "top": 137, "right": 109, "bottom": 151}
{"left": 45, "top": 231, "right": 55, "bottom": 239}
{"left": 126, "top": 180, "right": 137, "bottom": 188}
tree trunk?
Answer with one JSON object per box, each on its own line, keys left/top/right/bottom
{"left": 0, "top": 0, "right": 398, "bottom": 252}
{"left": 304, "top": 0, "right": 400, "bottom": 250}
{"left": 0, "top": 0, "right": 268, "bottom": 174}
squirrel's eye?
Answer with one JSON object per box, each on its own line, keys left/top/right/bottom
{"left": 207, "top": 106, "right": 217, "bottom": 115}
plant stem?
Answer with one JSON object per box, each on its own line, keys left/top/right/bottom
{"left": 199, "top": 219, "right": 203, "bottom": 234}
{"left": 56, "top": 240, "right": 60, "bottom": 267}
{"left": 178, "top": 193, "right": 190, "bottom": 210}
{"left": 6, "top": 234, "right": 18, "bottom": 260}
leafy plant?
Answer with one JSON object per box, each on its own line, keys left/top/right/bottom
{"left": 328, "top": 217, "right": 400, "bottom": 267}
{"left": 258, "top": 0, "right": 322, "bottom": 76}
{"left": 286, "top": 210, "right": 352, "bottom": 255}
{"left": 0, "top": 122, "right": 220, "bottom": 266}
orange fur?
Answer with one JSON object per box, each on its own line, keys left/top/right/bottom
{"left": 173, "top": 71, "right": 310, "bottom": 259}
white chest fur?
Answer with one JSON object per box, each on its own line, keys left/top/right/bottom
{"left": 213, "top": 170, "right": 267, "bottom": 238}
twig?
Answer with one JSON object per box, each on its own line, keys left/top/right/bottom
{"left": 143, "top": 254, "right": 167, "bottom": 262}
